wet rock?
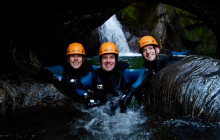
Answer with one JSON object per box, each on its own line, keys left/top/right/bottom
{"left": 147, "top": 55, "right": 220, "bottom": 123}
{"left": 0, "top": 79, "right": 68, "bottom": 114}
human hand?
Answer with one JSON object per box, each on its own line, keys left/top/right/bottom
{"left": 86, "top": 99, "right": 101, "bottom": 108}
{"left": 119, "top": 88, "right": 135, "bottom": 113}
{"left": 119, "top": 94, "right": 127, "bottom": 113}
{"left": 68, "top": 78, "right": 83, "bottom": 88}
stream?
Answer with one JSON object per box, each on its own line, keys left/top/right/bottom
{"left": 0, "top": 56, "right": 219, "bottom": 140}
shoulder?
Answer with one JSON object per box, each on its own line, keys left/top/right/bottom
{"left": 45, "top": 65, "right": 63, "bottom": 71}
{"left": 123, "top": 68, "right": 146, "bottom": 74}
{"left": 158, "top": 54, "right": 173, "bottom": 64}
{"left": 157, "top": 53, "right": 176, "bottom": 70}
{"left": 91, "top": 67, "right": 101, "bottom": 78}
{"left": 92, "top": 65, "right": 100, "bottom": 70}
{"left": 83, "top": 64, "right": 99, "bottom": 71}
{"left": 116, "top": 60, "right": 129, "bottom": 70}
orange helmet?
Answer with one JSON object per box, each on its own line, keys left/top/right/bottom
{"left": 99, "top": 42, "right": 119, "bottom": 56}
{"left": 66, "top": 42, "right": 86, "bottom": 56}
{"left": 139, "top": 36, "right": 159, "bottom": 51}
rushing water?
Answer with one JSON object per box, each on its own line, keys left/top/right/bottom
{"left": 0, "top": 56, "right": 219, "bottom": 140}
{"left": 98, "top": 14, "right": 131, "bottom": 55}
{"left": 98, "top": 14, "right": 140, "bottom": 56}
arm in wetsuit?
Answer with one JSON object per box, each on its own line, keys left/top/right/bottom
{"left": 37, "top": 64, "right": 98, "bottom": 93}
{"left": 120, "top": 68, "right": 153, "bottom": 112}
{"left": 75, "top": 71, "right": 104, "bottom": 108}
{"left": 35, "top": 65, "right": 63, "bottom": 83}
{"left": 122, "top": 68, "right": 146, "bottom": 89}
{"left": 92, "top": 65, "right": 100, "bottom": 70}
{"left": 44, "top": 65, "right": 63, "bottom": 81}
{"left": 75, "top": 67, "right": 153, "bottom": 109}
{"left": 75, "top": 72, "right": 93, "bottom": 96}
{"left": 44, "top": 64, "right": 99, "bottom": 81}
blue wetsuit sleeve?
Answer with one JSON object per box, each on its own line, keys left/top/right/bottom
{"left": 171, "top": 51, "right": 188, "bottom": 55}
{"left": 92, "top": 65, "right": 99, "bottom": 70}
{"left": 76, "top": 89, "right": 88, "bottom": 96}
{"left": 80, "top": 72, "right": 93, "bottom": 87}
{"left": 75, "top": 72, "right": 93, "bottom": 96}
{"left": 122, "top": 68, "right": 146, "bottom": 89}
{"left": 44, "top": 65, "right": 63, "bottom": 80}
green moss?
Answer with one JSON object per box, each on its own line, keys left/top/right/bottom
{"left": 167, "top": 5, "right": 217, "bottom": 57}
{"left": 120, "top": 4, "right": 136, "bottom": 21}
{"left": 199, "top": 27, "right": 217, "bottom": 57}
{"left": 119, "top": 1, "right": 158, "bottom": 28}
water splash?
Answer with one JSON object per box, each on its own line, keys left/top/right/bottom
{"left": 69, "top": 96, "right": 150, "bottom": 139}
{"left": 98, "top": 14, "right": 140, "bottom": 56}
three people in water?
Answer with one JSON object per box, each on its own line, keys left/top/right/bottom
{"left": 40, "top": 35, "right": 189, "bottom": 112}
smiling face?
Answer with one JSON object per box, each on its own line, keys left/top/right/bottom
{"left": 141, "top": 45, "right": 160, "bottom": 62}
{"left": 67, "top": 54, "right": 84, "bottom": 69}
{"left": 101, "top": 54, "right": 116, "bottom": 72}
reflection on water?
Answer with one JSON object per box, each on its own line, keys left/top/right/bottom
{"left": 0, "top": 56, "right": 220, "bottom": 140}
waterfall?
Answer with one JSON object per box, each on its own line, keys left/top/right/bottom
{"left": 98, "top": 14, "right": 139, "bottom": 56}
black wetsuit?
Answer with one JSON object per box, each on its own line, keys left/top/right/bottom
{"left": 76, "top": 61, "right": 154, "bottom": 110}
{"left": 90, "top": 65, "right": 129, "bottom": 104}
{"left": 37, "top": 63, "right": 98, "bottom": 100}
{"left": 143, "top": 54, "right": 174, "bottom": 73}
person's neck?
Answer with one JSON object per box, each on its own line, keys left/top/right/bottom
{"left": 100, "top": 67, "right": 117, "bottom": 77}
{"left": 143, "top": 58, "right": 158, "bottom": 70}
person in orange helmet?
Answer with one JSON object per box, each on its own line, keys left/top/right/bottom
{"left": 75, "top": 42, "right": 153, "bottom": 112}
{"left": 139, "top": 35, "right": 191, "bottom": 73}
{"left": 37, "top": 42, "right": 99, "bottom": 101}
{"left": 135, "top": 36, "right": 192, "bottom": 104}
{"left": 139, "top": 36, "right": 172, "bottom": 73}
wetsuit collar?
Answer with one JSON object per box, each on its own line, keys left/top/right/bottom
{"left": 65, "top": 63, "right": 87, "bottom": 79}
{"left": 100, "top": 67, "right": 117, "bottom": 77}
{"left": 143, "top": 59, "right": 158, "bottom": 72}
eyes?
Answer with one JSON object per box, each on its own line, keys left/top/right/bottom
{"left": 102, "top": 54, "right": 116, "bottom": 60}
{"left": 102, "top": 55, "right": 115, "bottom": 59}
{"left": 69, "top": 54, "right": 83, "bottom": 60}
{"left": 142, "top": 46, "right": 154, "bottom": 53}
